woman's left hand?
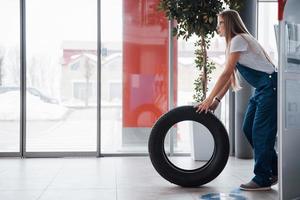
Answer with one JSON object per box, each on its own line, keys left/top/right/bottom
{"left": 195, "top": 97, "right": 214, "bottom": 114}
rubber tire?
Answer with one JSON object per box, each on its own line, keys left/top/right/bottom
{"left": 148, "top": 105, "right": 230, "bottom": 187}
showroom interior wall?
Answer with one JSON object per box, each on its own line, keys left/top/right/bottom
{"left": 0, "top": 0, "right": 278, "bottom": 158}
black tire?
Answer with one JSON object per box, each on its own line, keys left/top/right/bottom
{"left": 148, "top": 105, "right": 229, "bottom": 187}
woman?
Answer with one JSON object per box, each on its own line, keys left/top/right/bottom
{"left": 196, "top": 10, "right": 278, "bottom": 191}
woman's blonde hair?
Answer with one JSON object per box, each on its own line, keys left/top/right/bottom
{"left": 218, "top": 9, "right": 250, "bottom": 90}
{"left": 219, "top": 9, "right": 250, "bottom": 44}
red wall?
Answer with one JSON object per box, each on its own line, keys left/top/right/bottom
{"left": 123, "top": 0, "right": 177, "bottom": 127}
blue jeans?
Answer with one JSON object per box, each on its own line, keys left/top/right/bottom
{"left": 236, "top": 62, "right": 278, "bottom": 186}
{"left": 242, "top": 75, "right": 277, "bottom": 186}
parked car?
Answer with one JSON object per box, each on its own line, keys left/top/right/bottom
{"left": 0, "top": 86, "right": 59, "bottom": 104}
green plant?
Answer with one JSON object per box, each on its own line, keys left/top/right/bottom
{"left": 158, "top": 0, "right": 243, "bottom": 102}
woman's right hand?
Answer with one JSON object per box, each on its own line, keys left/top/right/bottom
{"left": 209, "top": 100, "right": 220, "bottom": 113}
{"left": 194, "top": 99, "right": 219, "bottom": 113}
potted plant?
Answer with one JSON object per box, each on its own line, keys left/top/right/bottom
{"left": 158, "top": 0, "right": 244, "bottom": 160}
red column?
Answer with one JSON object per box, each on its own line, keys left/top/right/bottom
{"left": 278, "top": 0, "right": 286, "bottom": 21}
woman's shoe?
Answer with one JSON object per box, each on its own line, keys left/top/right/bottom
{"left": 239, "top": 181, "right": 271, "bottom": 191}
{"left": 270, "top": 175, "right": 278, "bottom": 186}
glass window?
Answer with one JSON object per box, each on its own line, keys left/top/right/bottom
{"left": 101, "top": 0, "right": 172, "bottom": 153}
{"left": 101, "top": 0, "right": 123, "bottom": 153}
{"left": 258, "top": 2, "right": 278, "bottom": 68}
{"left": 0, "top": 0, "right": 20, "bottom": 152}
{"left": 26, "top": 0, "right": 97, "bottom": 152}
{"left": 176, "top": 34, "right": 228, "bottom": 154}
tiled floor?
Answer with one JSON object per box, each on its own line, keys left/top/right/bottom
{"left": 0, "top": 157, "right": 278, "bottom": 200}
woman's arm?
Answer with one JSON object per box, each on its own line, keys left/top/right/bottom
{"left": 215, "top": 76, "right": 232, "bottom": 100}
{"left": 205, "top": 78, "right": 231, "bottom": 112}
{"left": 196, "top": 52, "right": 240, "bottom": 113}
{"left": 205, "top": 77, "right": 231, "bottom": 112}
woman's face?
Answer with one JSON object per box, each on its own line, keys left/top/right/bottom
{"left": 217, "top": 15, "right": 225, "bottom": 37}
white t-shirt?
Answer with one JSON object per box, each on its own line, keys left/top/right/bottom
{"left": 229, "top": 33, "right": 275, "bottom": 74}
